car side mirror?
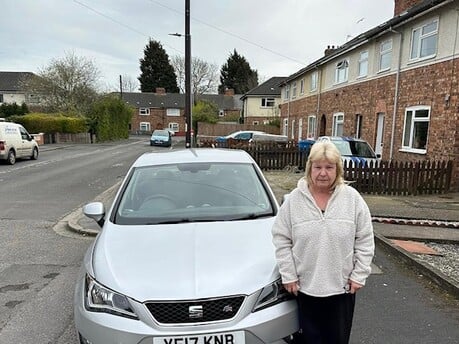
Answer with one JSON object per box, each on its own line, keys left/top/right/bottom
{"left": 83, "top": 202, "right": 105, "bottom": 227}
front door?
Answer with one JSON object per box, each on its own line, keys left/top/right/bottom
{"left": 375, "top": 113, "right": 384, "bottom": 157}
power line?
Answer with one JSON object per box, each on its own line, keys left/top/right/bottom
{"left": 147, "top": 0, "right": 306, "bottom": 66}
{"left": 72, "top": 0, "right": 183, "bottom": 54}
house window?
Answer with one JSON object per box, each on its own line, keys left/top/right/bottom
{"left": 291, "top": 119, "right": 295, "bottom": 139}
{"left": 291, "top": 82, "right": 297, "bottom": 99}
{"left": 358, "top": 51, "right": 368, "bottom": 77}
{"left": 355, "top": 114, "right": 363, "bottom": 138}
{"left": 219, "top": 110, "right": 224, "bottom": 117}
{"left": 402, "top": 106, "right": 430, "bottom": 152}
{"left": 139, "top": 108, "right": 150, "bottom": 115}
{"left": 139, "top": 122, "right": 151, "bottom": 132}
{"left": 253, "top": 121, "right": 259, "bottom": 125}
{"left": 379, "top": 39, "right": 392, "bottom": 71}
{"left": 0, "top": 94, "right": 3, "bottom": 103}
{"left": 261, "top": 98, "right": 275, "bottom": 107}
{"left": 284, "top": 85, "right": 290, "bottom": 100}
{"left": 299, "top": 79, "right": 305, "bottom": 95}
{"left": 311, "top": 71, "right": 318, "bottom": 91}
{"left": 307, "top": 115, "right": 316, "bottom": 138}
{"left": 168, "top": 122, "right": 179, "bottom": 132}
{"left": 410, "top": 19, "right": 438, "bottom": 60}
{"left": 332, "top": 113, "right": 344, "bottom": 136}
{"left": 335, "top": 60, "right": 349, "bottom": 84}
{"left": 167, "top": 108, "right": 180, "bottom": 116}
{"left": 283, "top": 118, "right": 288, "bottom": 136}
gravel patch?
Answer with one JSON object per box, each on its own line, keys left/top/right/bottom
{"left": 413, "top": 243, "right": 459, "bottom": 285}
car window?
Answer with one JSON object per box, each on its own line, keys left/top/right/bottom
{"left": 234, "top": 132, "right": 252, "bottom": 140}
{"left": 114, "top": 162, "right": 274, "bottom": 225}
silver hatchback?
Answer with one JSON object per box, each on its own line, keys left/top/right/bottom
{"left": 74, "top": 148, "right": 298, "bottom": 344}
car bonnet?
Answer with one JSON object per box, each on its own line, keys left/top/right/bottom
{"left": 91, "top": 218, "right": 278, "bottom": 301}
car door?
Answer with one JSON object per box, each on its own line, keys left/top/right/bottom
{"left": 18, "top": 126, "right": 34, "bottom": 158}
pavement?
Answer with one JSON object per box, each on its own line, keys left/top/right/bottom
{"left": 41, "top": 143, "right": 459, "bottom": 298}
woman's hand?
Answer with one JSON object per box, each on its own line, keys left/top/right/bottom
{"left": 347, "top": 280, "right": 363, "bottom": 294}
{"left": 284, "top": 282, "right": 299, "bottom": 296}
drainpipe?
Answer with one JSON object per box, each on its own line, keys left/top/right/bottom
{"left": 389, "top": 28, "right": 403, "bottom": 161}
{"left": 315, "top": 66, "right": 321, "bottom": 138}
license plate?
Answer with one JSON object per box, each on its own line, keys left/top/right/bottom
{"left": 153, "top": 331, "right": 245, "bottom": 344}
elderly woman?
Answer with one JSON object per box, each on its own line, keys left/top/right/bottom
{"left": 272, "top": 141, "right": 374, "bottom": 344}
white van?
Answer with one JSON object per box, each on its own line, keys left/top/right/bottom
{"left": 0, "top": 121, "right": 39, "bottom": 165}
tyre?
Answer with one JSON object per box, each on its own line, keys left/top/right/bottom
{"left": 31, "top": 147, "right": 39, "bottom": 160}
{"left": 7, "top": 150, "right": 16, "bottom": 165}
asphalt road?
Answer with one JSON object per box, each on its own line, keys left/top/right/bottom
{"left": 0, "top": 136, "right": 458, "bottom": 343}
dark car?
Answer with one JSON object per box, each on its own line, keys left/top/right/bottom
{"left": 150, "top": 129, "right": 172, "bottom": 147}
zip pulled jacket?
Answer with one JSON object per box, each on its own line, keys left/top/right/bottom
{"left": 272, "top": 178, "right": 375, "bottom": 297}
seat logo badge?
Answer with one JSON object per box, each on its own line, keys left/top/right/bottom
{"left": 189, "top": 305, "right": 203, "bottom": 319}
{"left": 222, "top": 305, "right": 233, "bottom": 313}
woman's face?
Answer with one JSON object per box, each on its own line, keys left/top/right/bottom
{"left": 310, "top": 159, "right": 337, "bottom": 190}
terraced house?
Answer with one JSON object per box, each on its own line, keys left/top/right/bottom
{"left": 279, "top": 0, "right": 459, "bottom": 190}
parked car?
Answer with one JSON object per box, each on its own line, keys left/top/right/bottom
{"left": 215, "top": 130, "right": 266, "bottom": 143}
{"left": 74, "top": 148, "right": 299, "bottom": 344}
{"left": 0, "top": 121, "right": 39, "bottom": 165}
{"left": 150, "top": 129, "right": 172, "bottom": 147}
{"left": 316, "top": 136, "right": 380, "bottom": 166}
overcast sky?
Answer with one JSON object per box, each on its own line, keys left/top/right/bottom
{"left": 1, "top": 0, "right": 394, "bottom": 92}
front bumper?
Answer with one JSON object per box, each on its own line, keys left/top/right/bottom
{"left": 74, "top": 276, "right": 299, "bottom": 344}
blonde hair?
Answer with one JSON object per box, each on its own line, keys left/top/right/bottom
{"left": 305, "top": 141, "right": 344, "bottom": 189}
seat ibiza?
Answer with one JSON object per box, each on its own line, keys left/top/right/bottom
{"left": 74, "top": 148, "right": 298, "bottom": 344}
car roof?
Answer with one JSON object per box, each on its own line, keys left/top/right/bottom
{"left": 133, "top": 148, "right": 256, "bottom": 168}
{"left": 318, "top": 136, "right": 368, "bottom": 143}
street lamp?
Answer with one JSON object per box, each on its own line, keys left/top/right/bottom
{"left": 168, "top": 0, "right": 192, "bottom": 148}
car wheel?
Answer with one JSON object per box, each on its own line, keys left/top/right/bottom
{"left": 31, "top": 147, "right": 39, "bottom": 160}
{"left": 7, "top": 150, "right": 16, "bottom": 165}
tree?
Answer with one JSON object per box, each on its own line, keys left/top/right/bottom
{"left": 21, "top": 51, "right": 100, "bottom": 114}
{"left": 218, "top": 49, "right": 258, "bottom": 94}
{"left": 192, "top": 99, "right": 218, "bottom": 143}
{"left": 120, "top": 74, "right": 139, "bottom": 92}
{"left": 171, "top": 55, "right": 218, "bottom": 95}
{"left": 138, "top": 39, "right": 179, "bottom": 93}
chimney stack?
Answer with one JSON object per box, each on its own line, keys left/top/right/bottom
{"left": 224, "top": 88, "right": 235, "bottom": 96}
{"left": 324, "top": 45, "right": 337, "bottom": 56}
{"left": 394, "top": 0, "right": 422, "bottom": 17}
{"left": 155, "top": 87, "right": 166, "bottom": 95}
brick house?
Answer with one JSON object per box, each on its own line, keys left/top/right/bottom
{"left": 240, "top": 76, "right": 286, "bottom": 125}
{"left": 279, "top": 0, "right": 459, "bottom": 190}
{"left": 123, "top": 88, "right": 242, "bottom": 135}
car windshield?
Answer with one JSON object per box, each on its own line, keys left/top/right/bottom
{"left": 332, "top": 140, "right": 376, "bottom": 158}
{"left": 153, "top": 130, "right": 169, "bottom": 136}
{"left": 113, "top": 162, "right": 274, "bottom": 225}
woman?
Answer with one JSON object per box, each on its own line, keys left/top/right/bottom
{"left": 272, "top": 141, "right": 374, "bottom": 344}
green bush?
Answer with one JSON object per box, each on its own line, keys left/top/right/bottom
{"left": 87, "top": 95, "right": 133, "bottom": 142}
{"left": 0, "top": 102, "right": 29, "bottom": 118}
{"left": 10, "top": 113, "right": 87, "bottom": 133}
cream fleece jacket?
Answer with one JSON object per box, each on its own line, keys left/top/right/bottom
{"left": 272, "top": 178, "right": 374, "bottom": 297}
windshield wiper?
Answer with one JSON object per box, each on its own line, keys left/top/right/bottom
{"left": 227, "top": 212, "right": 273, "bottom": 221}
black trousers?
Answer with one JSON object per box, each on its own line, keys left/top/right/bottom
{"left": 296, "top": 292, "right": 356, "bottom": 344}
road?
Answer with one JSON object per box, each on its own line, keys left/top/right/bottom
{"left": 0, "top": 136, "right": 458, "bottom": 343}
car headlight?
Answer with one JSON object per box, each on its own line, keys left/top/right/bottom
{"left": 253, "top": 278, "right": 294, "bottom": 312}
{"left": 84, "top": 274, "right": 138, "bottom": 319}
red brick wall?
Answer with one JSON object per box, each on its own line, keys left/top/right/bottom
{"left": 130, "top": 108, "right": 186, "bottom": 133}
{"left": 280, "top": 58, "right": 459, "bottom": 190}
{"left": 394, "top": 0, "right": 423, "bottom": 16}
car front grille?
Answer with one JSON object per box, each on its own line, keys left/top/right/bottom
{"left": 145, "top": 296, "right": 245, "bottom": 324}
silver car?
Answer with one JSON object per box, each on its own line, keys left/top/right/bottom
{"left": 74, "top": 148, "right": 299, "bottom": 344}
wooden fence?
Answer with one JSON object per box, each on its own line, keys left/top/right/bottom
{"left": 199, "top": 140, "right": 453, "bottom": 195}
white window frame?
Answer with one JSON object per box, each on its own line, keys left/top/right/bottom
{"left": 410, "top": 18, "right": 438, "bottom": 61}
{"left": 299, "top": 79, "right": 305, "bottom": 95}
{"left": 291, "top": 119, "right": 295, "bottom": 139}
{"left": 401, "top": 106, "right": 430, "bottom": 154}
{"left": 307, "top": 115, "right": 316, "bottom": 139}
{"left": 298, "top": 118, "right": 303, "bottom": 140}
{"left": 284, "top": 85, "right": 290, "bottom": 100}
{"left": 261, "top": 97, "right": 275, "bottom": 107}
{"left": 139, "top": 122, "right": 151, "bottom": 132}
{"left": 334, "top": 59, "right": 349, "bottom": 84}
{"left": 379, "top": 39, "right": 392, "bottom": 72}
{"left": 310, "top": 71, "right": 318, "bottom": 91}
{"left": 168, "top": 122, "right": 179, "bottom": 132}
{"left": 358, "top": 51, "right": 369, "bottom": 78}
{"left": 139, "top": 107, "right": 150, "bottom": 116}
{"left": 282, "top": 118, "right": 288, "bottom": 136}
{"left": 291, "top": 82, "right": 297, "bottom": 99}
{"left": 355, "top": 114, "right": 363, "bottom": 139}
{"left": 332, "top": 112, "right": 344, "bottom": 136}
{"left": 253, "top": 120, "right": 259, "bottom": 125}
{"left": 167, "top": 108, "right": 180, "bottom": 116}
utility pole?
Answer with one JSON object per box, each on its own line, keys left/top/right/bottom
{"left": 185, "top": 0, "right": 192, "bottom": 148}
